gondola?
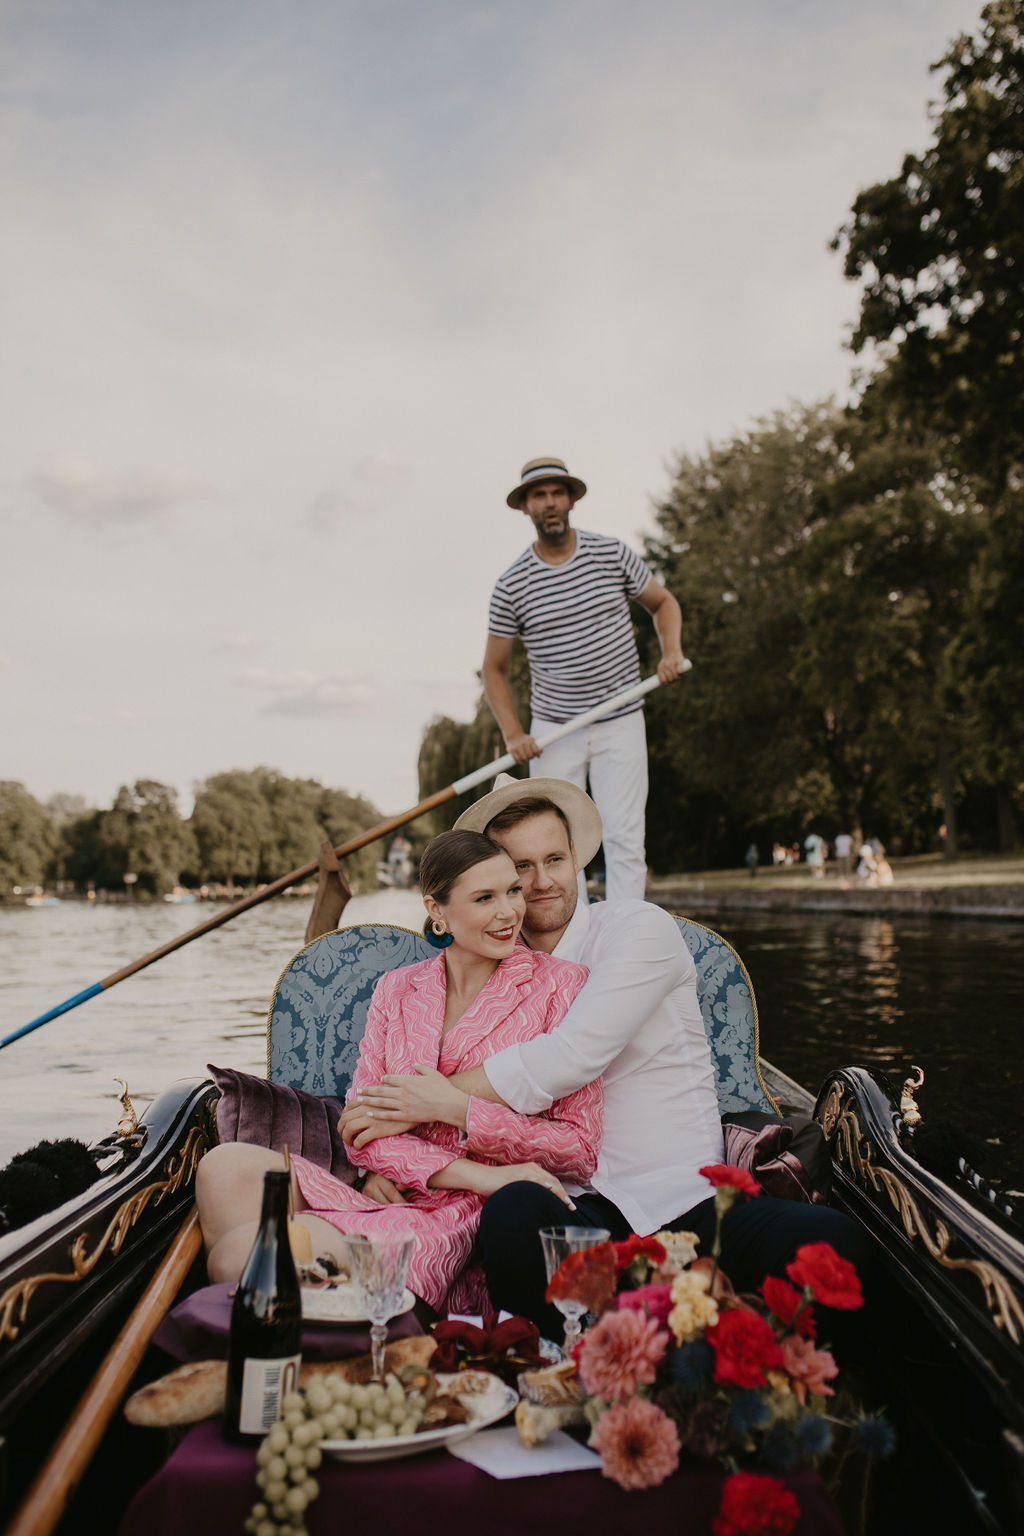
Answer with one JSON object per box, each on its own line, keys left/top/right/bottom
{"left": 1, "top": 915, "right": 1022, "bottom": 1536}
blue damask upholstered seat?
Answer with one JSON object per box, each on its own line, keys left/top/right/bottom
{"left": 267, "top": 917, "right": 776, "bottom": 1116}
{"left": 267, "top": 924, "right": 432, "bottom": 1099}
{"left": 673, "top": 916, "right": 777, "bottom": 1116}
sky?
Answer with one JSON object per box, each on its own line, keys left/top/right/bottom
{"left": 1, "top": 0, "right": 987, "bottom": 821}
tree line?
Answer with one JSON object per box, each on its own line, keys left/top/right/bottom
{"left": 418, "top": 3, "right": 1024, "bottom": 870}
{"left": 0, "top": 771, "right": 381, "bottom": 896}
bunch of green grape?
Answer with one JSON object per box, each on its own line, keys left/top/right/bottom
{"left": 244, "top": 1372, "right": 428, "bottom": 1536}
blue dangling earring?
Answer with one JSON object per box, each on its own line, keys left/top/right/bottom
{"left": 424, "top": 916, "right": 453, "bottom": 949}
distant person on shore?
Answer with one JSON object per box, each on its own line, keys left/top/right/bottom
{"left": 804, "top": 830, "right": 826, "bottom": 878}
{"left": 744, "top": 842, "right": 759, "bottom": 878}
{"left": 875, "top": 846, "right": 894, "bottom": 886}
{"left": 481, "top": 455, "right": 687, "bottom": 902}
{"left": 771, "top": 841, "right": 786, "bottom": 865}
{"left": 857, "top": 841, "right": 878, "bottom": 886}
{"left": 834, "top": 830, "right": 853, "bottom": 881}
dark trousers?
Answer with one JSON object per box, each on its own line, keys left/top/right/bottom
{"left": 478, "top": 1182, "right": 873, "bottom": 1358}
{"left": 477, "top": 1186, "right": 632, "bottom": 1342}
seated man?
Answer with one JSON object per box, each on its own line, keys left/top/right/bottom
{"left": 344, "top": 775, "right": 870, "bottom": 1341}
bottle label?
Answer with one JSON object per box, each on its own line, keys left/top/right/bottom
{"left": 237, "top": 1355, "right": 302, "bottom": 1435}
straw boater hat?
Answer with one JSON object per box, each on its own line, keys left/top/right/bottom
{"left": 454, "top": 773, "right": 603, "bottom": 866}
{"left": 505, "top": 457, "right": 587, "bottom": 509}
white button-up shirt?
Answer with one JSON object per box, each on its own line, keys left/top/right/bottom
{"left": 483, "top": 894, "right": 724, "bottom": 1234}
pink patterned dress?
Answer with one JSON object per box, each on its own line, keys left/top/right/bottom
{"left": 291, "top": 946, "right": 601, "bottom": 1313}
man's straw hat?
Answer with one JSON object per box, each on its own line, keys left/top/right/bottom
{"left": 505, "top": 457, "right": 587, "bottom": 509}
{"left": 454, "top": 773, "right": 603, "bottom": 866}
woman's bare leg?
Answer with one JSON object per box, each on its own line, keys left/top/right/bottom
{"left": 196, "top": 1142, "right": 289, "bottom": 1281}
{"left": 196, "top": 1143, "right": 361, "bottom": 1283}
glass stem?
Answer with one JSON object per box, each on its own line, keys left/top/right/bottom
{"left": 370, "top": 1320, "right": 387, "bottom": 1381}
{"left": 563, "top": 1316, "right": 582, "bottom": 1357}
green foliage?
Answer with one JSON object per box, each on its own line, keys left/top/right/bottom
{"left": 0, "top": 782, "right": 60, "bottom": 891}
{"left": 417, "top": 647, "right": 530, "bottom": 839}
{"left": 832, "top": 0, "right": 1024, "bottom": 486}
{"left": 190, "top": 768, "right": 381, "bottom": 888}
{"left": 61, "top": 780, "right": 198, "bottom": 896}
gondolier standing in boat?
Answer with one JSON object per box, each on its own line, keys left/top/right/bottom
{"left": 482, "top": 456, "right": 686, "bottom": 902}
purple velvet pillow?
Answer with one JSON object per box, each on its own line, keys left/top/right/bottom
{"left": 207, "top": 1064, "right": 356, "bottom": 1184}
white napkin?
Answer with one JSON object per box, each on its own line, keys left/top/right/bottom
{"left": 447, "top": 1426, "right": 601, "bottom": 1479}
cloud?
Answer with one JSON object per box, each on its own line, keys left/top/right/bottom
{"left": 25, "top": 461, "right": 192, "bottom": 527}
{"left": 305, "top": 453, "right": 412, "bottom": 533}
{"left": 236, "top": 668, "right": 374, "bottom": 717}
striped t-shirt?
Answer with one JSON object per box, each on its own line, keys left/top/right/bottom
{"left": 488, "top": 529, "right": 653, "bottom": 723}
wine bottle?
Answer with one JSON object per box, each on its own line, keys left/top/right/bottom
{"left": 225, "top": 1169, "right": 302, "bottom": 1442}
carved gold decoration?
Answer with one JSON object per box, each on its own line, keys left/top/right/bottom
{"left": 113, "top": 1077, "right": 140, "bottom": 1139}
{"left": 819, "top": 1082, "right": 1024, "bottom": 1345}
{"left": 900, "top": 1065, "right": 925, "bottom": 1127}
{"left": 0, "top": 1121, "right": 209, "bottom": 1345}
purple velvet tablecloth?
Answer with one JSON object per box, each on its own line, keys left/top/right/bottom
{"left": 118, "top": 1419, "right": 843, "bottom": 1536}
{"left": 154, "top": 1282, "right": 423, "bottom": 1362}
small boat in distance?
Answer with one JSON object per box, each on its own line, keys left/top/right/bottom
{"left": 163, "top": 887, "right": 198, "bottom": 904}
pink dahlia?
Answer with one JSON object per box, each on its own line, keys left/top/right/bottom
{"left": 780, "top": 1334, "right": 839, "bottom": 1405}
{"left": 578, "top": 1307, "right": 669, "bottom": 1401}
{"left": 593, "top": 1398, "right": 680, "bottom": 1491}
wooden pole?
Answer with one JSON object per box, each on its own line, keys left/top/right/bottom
{"left": 2, "top": 668, "right": 689, "bottom": 1050}
{"left": 5, "top": 1207, "right": 203, "bottom": 1536}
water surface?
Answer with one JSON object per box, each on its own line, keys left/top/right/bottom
{"left": 2, "top": 896, "right": 1020, "bottom": 1195}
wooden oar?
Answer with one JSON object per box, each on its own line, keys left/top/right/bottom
{"left": 2, "top": 667, "right": 689, "bottom": 1050}
{"left": 5, "top": 1207, "right": 202, "bottom": 1536}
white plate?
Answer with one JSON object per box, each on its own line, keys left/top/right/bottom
{"left": 320, "top": 1371, "right": 518, "bottom": 1463}
{"left": 300, "top": 1285, "right": 416, "bottom": 1325}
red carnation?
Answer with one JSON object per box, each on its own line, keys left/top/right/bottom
{"left": 700, "top": 1163, "right": 762, "bottom": 1199}
{"left": 714, "top": 1472, "right": 801, "bottom": 1536}
{"left": 706, "top": 1307, "right": 784, "bottom": 1389}
{"left": 545, "top": 1241, "right": 618, "bottom": 1316}
{"left": 760, "top": 1276, "right": 816, "bottom": 1338}
{"left": 614, "top": 1233, "right": 668, "bottom": 1271}
{"left": 786, "top": 1243, "right": 864, "bottom": 1311}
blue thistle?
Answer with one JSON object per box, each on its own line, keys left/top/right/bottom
{"left": 854, "top": 1413, "right": 896, "bottom": 1459}
{"left": 671, "top": 1340, "right": 715, "bottom": 1392}
{"left": 729, "top": 1390, "right": 771, "bottom": 1434}
{"left": 762, "top": 1422, "right": 799, "bottom": 1471}
{"left": 796, "top": 1414, "right": 834, "bottom": 1456}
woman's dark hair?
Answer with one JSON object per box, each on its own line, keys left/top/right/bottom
{"left": 419, "top": 829, "right": 509, "bottom": 906}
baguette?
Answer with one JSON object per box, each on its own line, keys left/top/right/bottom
{"left": 124, "top": 1335, "right": 437, "bottom": 1427}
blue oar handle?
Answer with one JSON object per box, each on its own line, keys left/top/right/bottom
{"left": 1, "top": 983, "right": 106, "bottom": 1049}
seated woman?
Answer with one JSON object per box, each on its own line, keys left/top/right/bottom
{"left": 196, "top": 829, "right": 602, "bottom": 1315}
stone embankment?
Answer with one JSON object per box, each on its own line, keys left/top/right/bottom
{"left": 646, "top": 855, "right": 1024, "bottom": 921}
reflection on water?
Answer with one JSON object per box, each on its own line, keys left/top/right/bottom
{"left": 2, "top": 895, "right": 1021, "bottom": 1194}
{"left": 713, "top": 910, "right": 1023, "bottom": 1193}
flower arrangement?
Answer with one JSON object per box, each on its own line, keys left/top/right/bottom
{"left": 542, "top": 1164, "right": 894, "bottom": 1536}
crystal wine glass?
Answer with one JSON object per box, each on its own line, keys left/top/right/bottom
{"left": 342, "top": 1233, "right": 415, "bottom": 1380}
{"left": 539, "top": 1225, "right": 611, "bottom": 1356}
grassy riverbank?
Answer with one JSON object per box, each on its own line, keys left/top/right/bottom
{"left": 647, "top": 851, "right": 1024, "bottom": 918}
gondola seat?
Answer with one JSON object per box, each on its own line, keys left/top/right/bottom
{"left": 266, "top": 917, "right": 776, "bottom": 1117}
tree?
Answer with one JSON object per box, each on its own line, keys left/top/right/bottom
{"left": 833, "top": 3, "right": 1024, "bottom": 844}
{"left": 833, "top": 0, "right": 1024, "bottom": 488}
{"left": 61, "top": 780, "right": 195, "bottom": 894}
{"left": 190, "top": 768, "right": 382, "bottom": 887}
{"left": 0, "top": 782, "right": 58, "bottom": 890}
{"left": 640, "top": 402, "right": 849, "bottom": 867}
{"left": 191, "top": 771, "right": 274, "bottom": 884}
{"left": 792, "top": 401, "right": 980, "bottom": 853}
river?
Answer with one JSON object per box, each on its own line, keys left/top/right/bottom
{"left": 1, "top": 894, "right": 1020, "bottom": 1197}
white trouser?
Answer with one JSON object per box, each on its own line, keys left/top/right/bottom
{"left": 529, "top": 708, "right": 648, "bottom": 903}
